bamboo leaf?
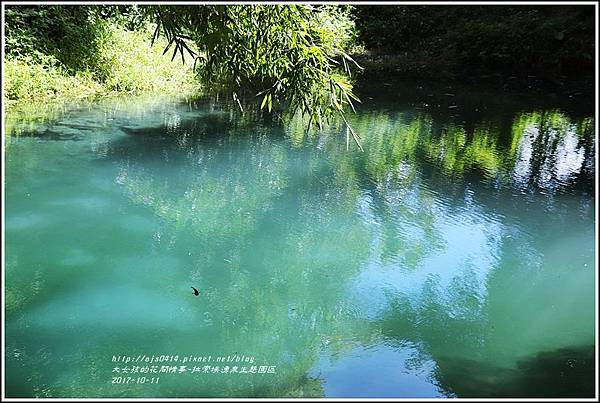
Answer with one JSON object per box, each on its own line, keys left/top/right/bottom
{"left": 260, "top": 93, "right": 268, "bottom": 109}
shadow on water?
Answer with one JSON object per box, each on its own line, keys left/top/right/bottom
{"left": 434, "top": 345, "right": 595, "bottom": 398}
{"left": 355, "top": 71, "right": 595, "bottom": 120}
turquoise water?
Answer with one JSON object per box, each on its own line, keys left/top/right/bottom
{"left": 4, "top": 79, "right": 596, "bottom": 397}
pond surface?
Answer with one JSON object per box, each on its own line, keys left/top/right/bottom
{"left": 4, "top": 76, "right": 596, "bottom": 398}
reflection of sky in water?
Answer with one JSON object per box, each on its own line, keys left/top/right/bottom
{"left": 512, "top": 119, "right": 589, "bottom": 191}
{"left": 310, "top": 344, "right": 445, "bottom": 398}
{"left": 352, "top": 184, "right": 501, "bottom": 319}
{"left": 554, "top": 130, "right": 585, "bottom": 181}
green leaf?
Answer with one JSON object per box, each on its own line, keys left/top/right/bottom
{"left": 260, "top": 93, "right": 268, "bottom": 109}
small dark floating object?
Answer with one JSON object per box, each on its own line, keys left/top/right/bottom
{"left": 191, "top": 286, "right": 200, "bottom": 296}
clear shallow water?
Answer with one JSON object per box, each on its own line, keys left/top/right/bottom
{"left": 4, "top": 79, "right": 596, "bottom": 398}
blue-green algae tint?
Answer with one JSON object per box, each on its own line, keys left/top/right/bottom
{"left": 4, "top": 77, "right": 596, "bottom": 398}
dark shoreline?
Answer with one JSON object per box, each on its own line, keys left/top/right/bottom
{"left": 352, "top": 53, "right": 595, "bottom": 117}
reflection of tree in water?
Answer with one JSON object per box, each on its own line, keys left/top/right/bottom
{"left": 434, "top": 345, "right": 594, "bottom": 398}
{"left": 287, "top": 107, "right": 595, "bottom": 397}
{"left": 370, "top": 240, "right": 594, "bottom": 398}
{"left": 510, "top": 111, "right": 594, "bottom": 193}
{"left": 100, "top": 111, "right": 374, "bottom": 396}
{"left": 7, "top": 96, "right": 593, "bottom": 397}
{"left": 107, "top": 102, "right": 594, "bottom": 397}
